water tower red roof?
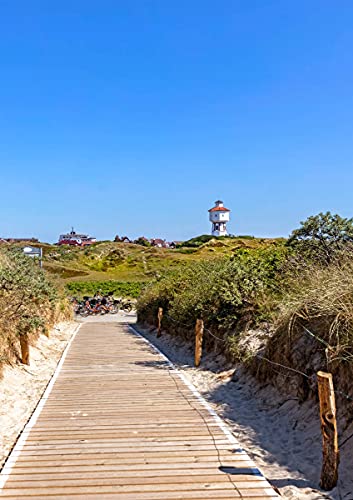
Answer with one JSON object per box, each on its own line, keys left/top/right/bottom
{"left": 208, "top": 205, "right": 230, "bottom": 212}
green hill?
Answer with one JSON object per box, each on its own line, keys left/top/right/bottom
{"left": 41, "top": 236, "right": 285, "bottom": 283}
{"left": 11, "top": 237, "right": 284, "bottom": 297}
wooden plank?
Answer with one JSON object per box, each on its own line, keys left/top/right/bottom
{"left": 4, "top": 476, "right": 265, "bottom": 487}
{"left": 9, "top": 462, "right": 259, "bottom": 473}
{"left": 6, "top": 470, "right": 266, "bottom": 481}
{"left": 0, "top": 485, "right": 276, "bottom": 497}
{"left": 0, "top": 322, "right": 278, "bottom": 499}
{"left": 1, "top": 491, "right": 271, "bottom": 499}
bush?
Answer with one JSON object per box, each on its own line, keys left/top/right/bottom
{"left": 177, "top": 235, "right": 220, "bottom": 248}
{"left": 137, "top": 246, "right": 288, "bottom": 344}
{"left": 0, "top": 247, "right": 64, "bottom": 375}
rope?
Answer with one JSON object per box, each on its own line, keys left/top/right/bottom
{"left": 299, "top": 323, "right": 353, "bottom": 364}
{"left": 159, "top": 311, "right": 353, "bottom": 405}
{"left": 254, "top": 354, "right": 311, "bottom": 379}
{"left": 254, "top": 353, "right": 353, "bottom": 403}
{"left": 339, "top": 430, "right": 353, "bottom": 448}
{"left": 163, "top": 312, "right": 194, "bottom": 330}
{"left": 154, "top": 310, "right": 353, "bottom": 472}
{"left": 204, "top": 327, "right": 227, "bottom": 343}
{"left": 163, "top": 312, "right": 226, "bottom": 342}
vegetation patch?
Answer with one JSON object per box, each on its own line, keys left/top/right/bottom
{"left": 137, "top": 213, "right": 353, "bottom": 415}
{"left": 0, "top": 247, "right": 68, "bottom": 377}
{"left": 137, "top": 245, "right": 287, "bottom": 345}
{"left": 178, "top": 234, "right": 227, "bottom": 248}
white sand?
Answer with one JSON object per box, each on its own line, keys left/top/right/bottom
{"left": 137, "top": 325, "right": 353, "bottom": 500}
{"left": 0, "top": 321, "right": 78, "bottom": 468}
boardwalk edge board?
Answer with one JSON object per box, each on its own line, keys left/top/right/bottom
{"left": 128, "top": 325, "right": 276, "bottom": 489}
{"left": 0, "top": 323, "right": 82, "bottom": 490}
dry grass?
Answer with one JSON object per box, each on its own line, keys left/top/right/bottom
{"left": 277, "top": 261, "right": 353, "bottom": 358}
{"left": 252, "top": 260, "right": 353, "bottom": 410}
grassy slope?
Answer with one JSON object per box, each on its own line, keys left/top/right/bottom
{"left": 35, "top": 237, "right": 286, "bottom": 284}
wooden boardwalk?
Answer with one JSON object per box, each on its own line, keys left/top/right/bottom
{"left": 0, "top": 322, "right": 278, "bottom": 499}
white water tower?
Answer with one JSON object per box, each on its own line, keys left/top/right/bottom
{"left": 208, "top": 200, "right": 230, "bottom": 236}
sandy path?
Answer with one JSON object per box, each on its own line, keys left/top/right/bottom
{"left": 135, "top": 324, "right": 353, "bottom": 500}
{"left": 0, "top": 321, "right": 78, "bottom": 468}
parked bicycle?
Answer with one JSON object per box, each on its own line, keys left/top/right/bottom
{"left": 71, "top": 295, "right": 135, "bottom": 316}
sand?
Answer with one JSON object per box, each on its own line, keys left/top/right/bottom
{"left": 0, "top": 321, "right": 78, "bottom": 468}
{"left": 136, "top": 325, "right": 353, "bottom": 500}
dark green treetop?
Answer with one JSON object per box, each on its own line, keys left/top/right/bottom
{"left": 287, "top": 211, "right": 353, "bottom": 263}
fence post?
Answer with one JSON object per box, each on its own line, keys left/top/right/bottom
{"left": 157, "top": 307, "right": 163, "bottom": 338}
{"left": 194, "top": 319, "right": 204, "bottom": 367}
{"left": 317, "top": 371, "right": 339, "bottom": 490}
{"left": 20, "top": 334, "right": 30, "bottom": 365}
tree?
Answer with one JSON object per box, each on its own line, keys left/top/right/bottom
{"left": 287, "top": 212, "right": 353, "bottom": 263}
{"left": 134, "top": 237, "right": 151, "bottom": 247}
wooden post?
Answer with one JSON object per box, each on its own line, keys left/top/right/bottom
{"left": 317, "top": 371, "right": 339, "bottom": 490}
{"left": 20, "top": 335, "right": 30, "bottom": 365}
{"left": 157, "top": 307, "right": 163, "bottom": 338}
{"left": 194, "top": 319, "right": 204, "bottom": 367}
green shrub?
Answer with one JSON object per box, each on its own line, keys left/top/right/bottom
{"left": 176, "top": 248, "right": 198, "bottom": 254}
{"left": 137, "top": 246, "right": 288, "bottom": 343}
{"left": 0, "top": 247, "right": 63, "bottom": 374}
{"left": 177, "top": 235, "right": 220, "bottom": 248}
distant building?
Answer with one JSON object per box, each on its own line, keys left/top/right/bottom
{"left": 114, "top": 233, "right": 180, "bottom": 249}
{"left": 132, "top": 237, "right": 174, "bottom": 248}
{"left": 151, "top": 238, "right": 167, "bottom": 248}
{"left": 58, "top": 228, "right": 96, "bottom": 246}
{"left": 208, "top": 200, "right": 230, "bottom": 236}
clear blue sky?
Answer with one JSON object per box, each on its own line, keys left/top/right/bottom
{"left": 1, "top": 1, "right": 353, "bottom": 242}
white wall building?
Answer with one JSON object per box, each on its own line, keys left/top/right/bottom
{"left": 208, "top": 200, "right": 230, "bottom": 236}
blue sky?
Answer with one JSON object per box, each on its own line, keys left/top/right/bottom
{"left": 1, "top": 1, "right": 353, "bottom": 242}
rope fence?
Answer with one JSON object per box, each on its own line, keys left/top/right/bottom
{"left": 153, "top": 307, "right": 353, "bottom": 490}
{"left": 161, "top": 310, "right": 353, "bottom": 403}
